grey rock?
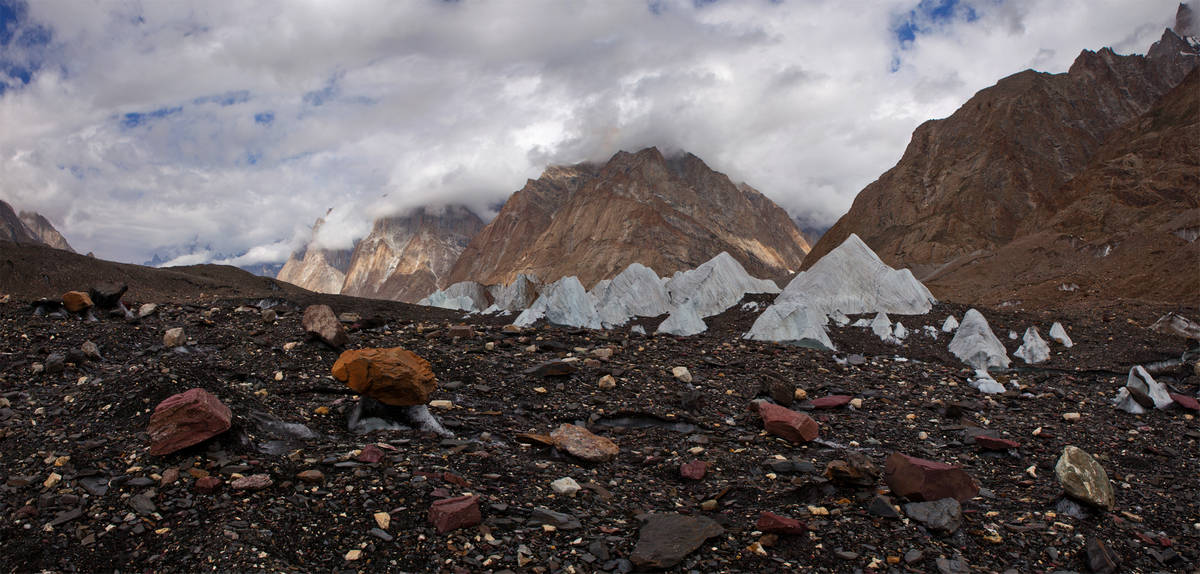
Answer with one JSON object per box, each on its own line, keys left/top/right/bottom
{"left": 630, "top": 513, "right": 724, "bottom": 570}
{"left": 904, "top": 498, "right": 962, "bottom": 534}
{"left": 1055, "top": 446, "right": 1114, "bottom": 509}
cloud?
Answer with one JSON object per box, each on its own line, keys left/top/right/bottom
{"left": 0, "top": 0, "right": 1182, "bottom": 264}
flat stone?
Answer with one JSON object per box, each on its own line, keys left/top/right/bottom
{"left": 751, "top": 400, "right": 819, "bottom": 443}
{"left": 884, "top": 452, "right": 979, "bottom": 502}
{"left": 332, "top": 347, "right": 437, "bottom": 406}
{"left": 302, "top": 304, "right": 348, "bottom": 348}
{"left": 296, "top": 470, "right": 325, "bottom": 484}
{"left": 147, "top": 388, "right": 232, "bottom": 456}
{"left": 62, "top": 291, "right": 93, "bottom": 313}
{"left": 755, "top": 511, "right": 807, "bottom": 535}
{"left": 429, "top": 495, "right": 481, "bottom": 533}
{"left": 231, "top": 474, "right": 273, "bottom": 491}
{"left": 1055, "top": 445, "right": 1114, "bottom": 509}
{"left": 975, "top": 435, "right": 1019, "bottom": 450}
{"left": 529, "top": 507, "right": 582, "bottom": 530}
{"left": 630, "top": 513, "right": 724, "bottom": 570}
{"left": 903, "top": 498, "right": 962, "bottom": 534}
{"left": 811, "top": 394, "right": 853, "bottom": 409}
{"left": 549, "top": 423, "right": 618, "bottom": 463}
{"left": 680, "top": 461, "right": 707, "bottom": 480}
{"left": 1170, "top": 393, "right": 1199, "bottom": 411}
{"left": 524, "top": 360, "right": 576, "bottom": 377}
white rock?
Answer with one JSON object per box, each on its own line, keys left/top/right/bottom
{"left": 1113, "top": 366, "right": 1173, "bottom": 413}
{"left": 138, "top": 303, "right": 158, "bottom": 318}
{"left": 949, "top": 309, "right": 1011, "bottom": 371}
{"left": 773, "top": 234, "right": 936, "bottom": 317}
{"left": 1049, "top": 322, "right": 1074, "bottom": 348}
{"left": 593, "top": 263, "right": 671, "bottom": 327}
{"left": 744, "top": 300, "right": 836, "bottom": 350}
{"left": 665, "top": 252, "right": 779, "bottom": 318}
{"left": 656, "top": 302, "right": 707, "bottom": 336}
{"left": 1008, "top": 330, "right": 1019, "bottom": 340}
{"left": 514, "top": 277, "right": 601, "bottom": 329}
{"left": 870, "top": 312, "right": 892, "bottom": 340}
{"left": 671, "top": 366, "right": 693, "bottom": 383}
{"left": 488, "top": 274, "right": 540, "bottom": 312}
{"left": 163, "top": 327, "right": 185, "bottom": 348}
{"left": 942, "top": 315, "right": 959, "bottom": 332}
{"left": 1014, "top": 327, "right": 1051, "bottom": 364}
{"left": 551, "top": 477, "right": 581, "bottom": 496}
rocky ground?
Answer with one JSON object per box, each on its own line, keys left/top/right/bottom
{"left": 0, "top": 282, "right": 1197, "bottom": 573}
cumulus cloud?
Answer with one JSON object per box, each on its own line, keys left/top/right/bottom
{"left": 0, "top": 0, "right": 1181, "bottom": 264}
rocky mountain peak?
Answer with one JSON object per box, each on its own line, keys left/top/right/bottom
{"left": 1176, "top": 2, "right": 1196, "bottom": 38}
{"left": 0, "top": 199, "right": 73, "bottom": 252}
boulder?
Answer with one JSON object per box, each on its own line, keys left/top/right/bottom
{"left": 884, "top": 453, "right": 979, "bottom": 502}
{"left": 62, "top": 291, "right": 93, "bottom": 313}
{"left": 147, "top": 388, "right": 232, "bottom": 455}
{"left": 752, "top": 400, "right": 819, "bottom": 443}
{"left": 1013, "top": 326, "right": 1050, "bottom": 364}
{"left": 88, "top": 282, "right": 127, "bottom": 309}
{"left": 903, "top": 498, "right": 962, "bottom": 534}
{"left": 332, "top": 347, "right": 437, "bottom": 406}
{"left": 1055, "top": 446, "right": 1114, "bottom": 509}
{"left": 630, "top": 513, "right": 724, "bottom": 570}
{"left": 303, "top": 305, "right": 347, "bottom": 348}
{"left": 948, "top": 309, "right": 1010, "bottom": 370}
{"left": 550, "top": 423, "right": 619, "bottom": 463}
{"left": 428, "top": 495, "right": 481, "bottom": 533}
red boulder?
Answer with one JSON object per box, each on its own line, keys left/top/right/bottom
{"left": 884, "top": 453, "right": 979, "bottom": 502}
{"left": 147, "top": 388, "right": 232, "bottom": 456}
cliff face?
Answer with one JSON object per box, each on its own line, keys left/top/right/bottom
{"left": 277, "top": 205, "right": 483, "bottom": 302}
{"left": 339, "top": 205, "right": 483, "bottom": 303}
{"left": 446, "top": 147, "right": 810, "bottom": 288}
{"left": 803, "top": 11, "right": 1198, "bottom": 306}
{"left": 1, "top": 199, "right": 73, "bottom": 252}
{"left": 805, "top": 24, "right": 1198, "bottom": 276}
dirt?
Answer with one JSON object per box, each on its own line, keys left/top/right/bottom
{"left": 0, "top": 247, "right": 1198, "bottom": 573}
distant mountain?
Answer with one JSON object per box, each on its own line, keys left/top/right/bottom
{"left": 0, "top": 199, "right": 74, "bottom": 252}
{"left": 278, "top": 205, "right": 483, "bottom": 303}
{"left": 804, "top": 4, "right": 1198, "bottom": 306}
{"left": 446, "top": 147, "right": 810, "bottom": 288}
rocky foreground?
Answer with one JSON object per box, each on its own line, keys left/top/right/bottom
{"left": 0, "top": 287, "right": 1197, "bottom": 573}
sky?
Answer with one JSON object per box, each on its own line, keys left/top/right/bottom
{"left": 0, "top": 0, "right": 1182, "bottom": 267}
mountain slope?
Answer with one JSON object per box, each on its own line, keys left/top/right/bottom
{"left": 1, "top": 199, "right": 73, "bottom": 252}
{"left": 339, "top": 205, "right": 483, "bottom": 303}
{"left": 446, "top": 147, "right": 810, "bottom": 288}
{"left": 276, "top": 212, "right": 354, "bottom": 295}
{"left": 805, "top": 23, "right": 1198, "bottom": 276}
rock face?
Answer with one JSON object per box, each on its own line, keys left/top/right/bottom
{"left": 0, "top": 200, "right": 73, "bottom": 252}
{"left": 630, "top": 513, "right": 725, "bottom": 570}
{"left": 147, "top": 388, "right": 233, "bottom": 455}
{"left": 446, "top": 147, "right": 810, "bottom": 289}
{"left": 279, "top": 205, "right": 483, "bottom": 302}
{"left": 804, "top": 19, "right": 1199, "bottom": 307}
{"left": 1055, "top": 446, "right": 1115, "bottom": 509}
{"left": 277, "top": 211, "right": 354, "bottom": 295}
{"left": 884, "top": 453, "right": 979, "bottom": 502}
{"left": 949, "top": 309, "right": 1010, "bottom": 371}
{"left": 340, "top": 205, "right": 484, "bottom": 303}
{"left": 332, "top": 348, "right": 437, "bottom": 406}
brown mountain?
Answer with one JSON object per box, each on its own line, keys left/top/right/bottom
{"left": 339, "top": 205, "right": 483, "bottom": 303}
{"left": 277, "top": 205, "right": 483, "bottom": 303}
{"left": 805, "top": 11, "right": 1198, "bottom": 306}
{"left": 446, "top": 147, "right": 810, "bottom": 288}
{"left": 0, "top": 199, "right": 73, "bottom": 252}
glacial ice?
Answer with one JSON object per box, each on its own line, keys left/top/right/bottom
{"left": 949, "top": 309, "right": 1011, "bottom": 371}
{"left": 488, "top": 274, "right": 540, "bottom": 312}
{"left": 665, "top": 252, "right": 779, "bottom": 318}
{"left": 871, "top": 312, "right": 893, "bottom": 341}
{"left": 656, "top": 302, "right": 707, "bottom": 336}
{"left": 1113, "top": 365, "right": 1173, "bottom": 413}
{"left": 1048, "top": 322, "right": 1074, "bottom": 347}
{"left": 420, "top": 281, "right": 492, "bottom": 312}
{"left": 514, "top": 276, "right": 602, "bottom": 329}
{"left": 744, "top": 300, "right": 835, "bottom": 350}
{"left": 1013, "top": 327, "right": 1050, "bottom": 364}
{"left": 591, "top": 263, "right": 672, "bottom": 327}
{"left": 942, "top": 315, "right": 959, "bottom": 332}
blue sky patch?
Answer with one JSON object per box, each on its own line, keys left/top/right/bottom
{"left": 193, "top": 90, "right": 250, "bottom": 107}
{"left": 0, "top": 0, "right": 51, "bottom": 96}
{"left": 890, "top": 0, "right": 982, "bottom": 71}
{"left": 254, "top": 111, "right": 274, "bottom": 125}
{"left": 302, "top": 73, "right": 341, "bottom": 107}
{"left": 121, "top": 106, "right": 183, "bottom": 129}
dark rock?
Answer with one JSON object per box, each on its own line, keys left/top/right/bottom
{"left": 80, "top": 341, "right": 102, "bottom": 361}
{"left": 147, "top": 388, "right": 233, "bottom": 456}
{"left": 529, "top": 507, "right": 582, "bottom": 530}
{"left": 903, "top": 498, "right": 962, "bottom": 534}
{"left": 1169, "top": 392, "right": 1199, "bottom": 411}
{"left": 45, "top": 353, "right": 65, "bottom": 375}
{"left": 824, "top": 452, "right": 880, "bottom": 487}
{"left": 302, "top": 305, "right": 348, "bottom": 348}
{"left": 356, "top": 445, "right": 385, "bottom": 463}
{"left": 630, "top": 513, "right": 724, "bottom": 570}
{"left": 810, "top": 394, "right": 853, "bottom": 409}
{"left": 88, "top": 282, "right": 127, "bottom": 309}
{"left": 1086, "top": 537, "right": 1119, "bottom": 574}
{"left": 296, "top": 470, "right": 324, "bottom": 484}
{"left": 194, "top": 476, "right": 222, "bottom": 494}
{"left": 884, "top": 452, "right": 979, "bottom": 502}
{"left": 524, "top": 360, "right": 577, "bottom": 377}
{"left": 127, "top": 494, "right": 157, "bottom": 515}
{"left": 755, "top": 511, "right": 807, "bottom": 535}
{"left": 429, "top": 495, "right": 481, "bottom": 533}
{"left": 764, "top": 378, "right": 795, "bottom": 406}
{"left": 751, "top": 400, "right": 819, "bottom": 443}
{"left": 867, "top": 495, "right": 899, "bottom": 518}
{"left": 975, "top": 435, "right": 1019, "bottom": 450}
{"left": 679, "top": 461, "right": 707, "bottom": 480}
{"left": 332, "top": 347, "right": 437, "bottom": 406}
{"left": 447, "top": 325, "right": 474, "bottom": 338}
{"left": 935, "top": 556, "right": 969, "bottom": 574}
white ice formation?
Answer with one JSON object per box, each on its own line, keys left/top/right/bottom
{"left": 942, "top": 315, "right": 960, "bottom": 332}
{"left": 514, "top": 276, "right": 602, "bottom": 329}
{"left": 419, "top": 281, "right": 492, "bottom": 312}
{"left": 591, "top": 263, "right": 672, "bottom": 327}
{"left": 1113, "top": 365, "right": 1174, "bottom": 413}
{"left": 655, "top": 302, "right": 707, "bottom": 336}
{"left": 949, "top": 309, "right": 1011, "bottom": 371}
{"left": 1048, "top": 322, "right": 1074, "bottom": 348}
{"left": 742, "top": 300, "right": 835, "bottom": 350}
{"left": 1013, "top": 327, "right": 1050, "bottom": 364}
{"left": 488, "top": 274, "right": 540, "bottom": 312}
{"left": 665, "top": 252, "right": 779, "bottom": 318}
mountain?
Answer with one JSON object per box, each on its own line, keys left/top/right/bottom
{"left": 446, "top": 147, "right": 810, "bottom": 288}
{"left": 804, "top": 7, "right": 1198, "bottom": 306}
{"left": 0, "top": 199, "right": 74, "bottom": 252}
{"left": 277, "top": 211, "right": 355, "bottom": 295}
{"left": 277, "top": 205, "right": 483, "bottom": 303}
{"left": 339, "top": 205, "right": 483, "bottom": 303}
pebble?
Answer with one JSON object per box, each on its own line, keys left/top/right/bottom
{"left": 597, "top": 375, "right": 616, "bottom": 390}
{"left": 551, "top": 477, "right": 581, "bottom": 496}
{"left": 373, "top": 511, "right": 390, "bottom": 530}
{"left": 1062, "top": 412, "right": 1081, "bottom": 421}
{"left": 671, "top": 366, "right": 692, "bottom": 383}
{"left": 345, "top": 549, "right": 362, "bottom": 561}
